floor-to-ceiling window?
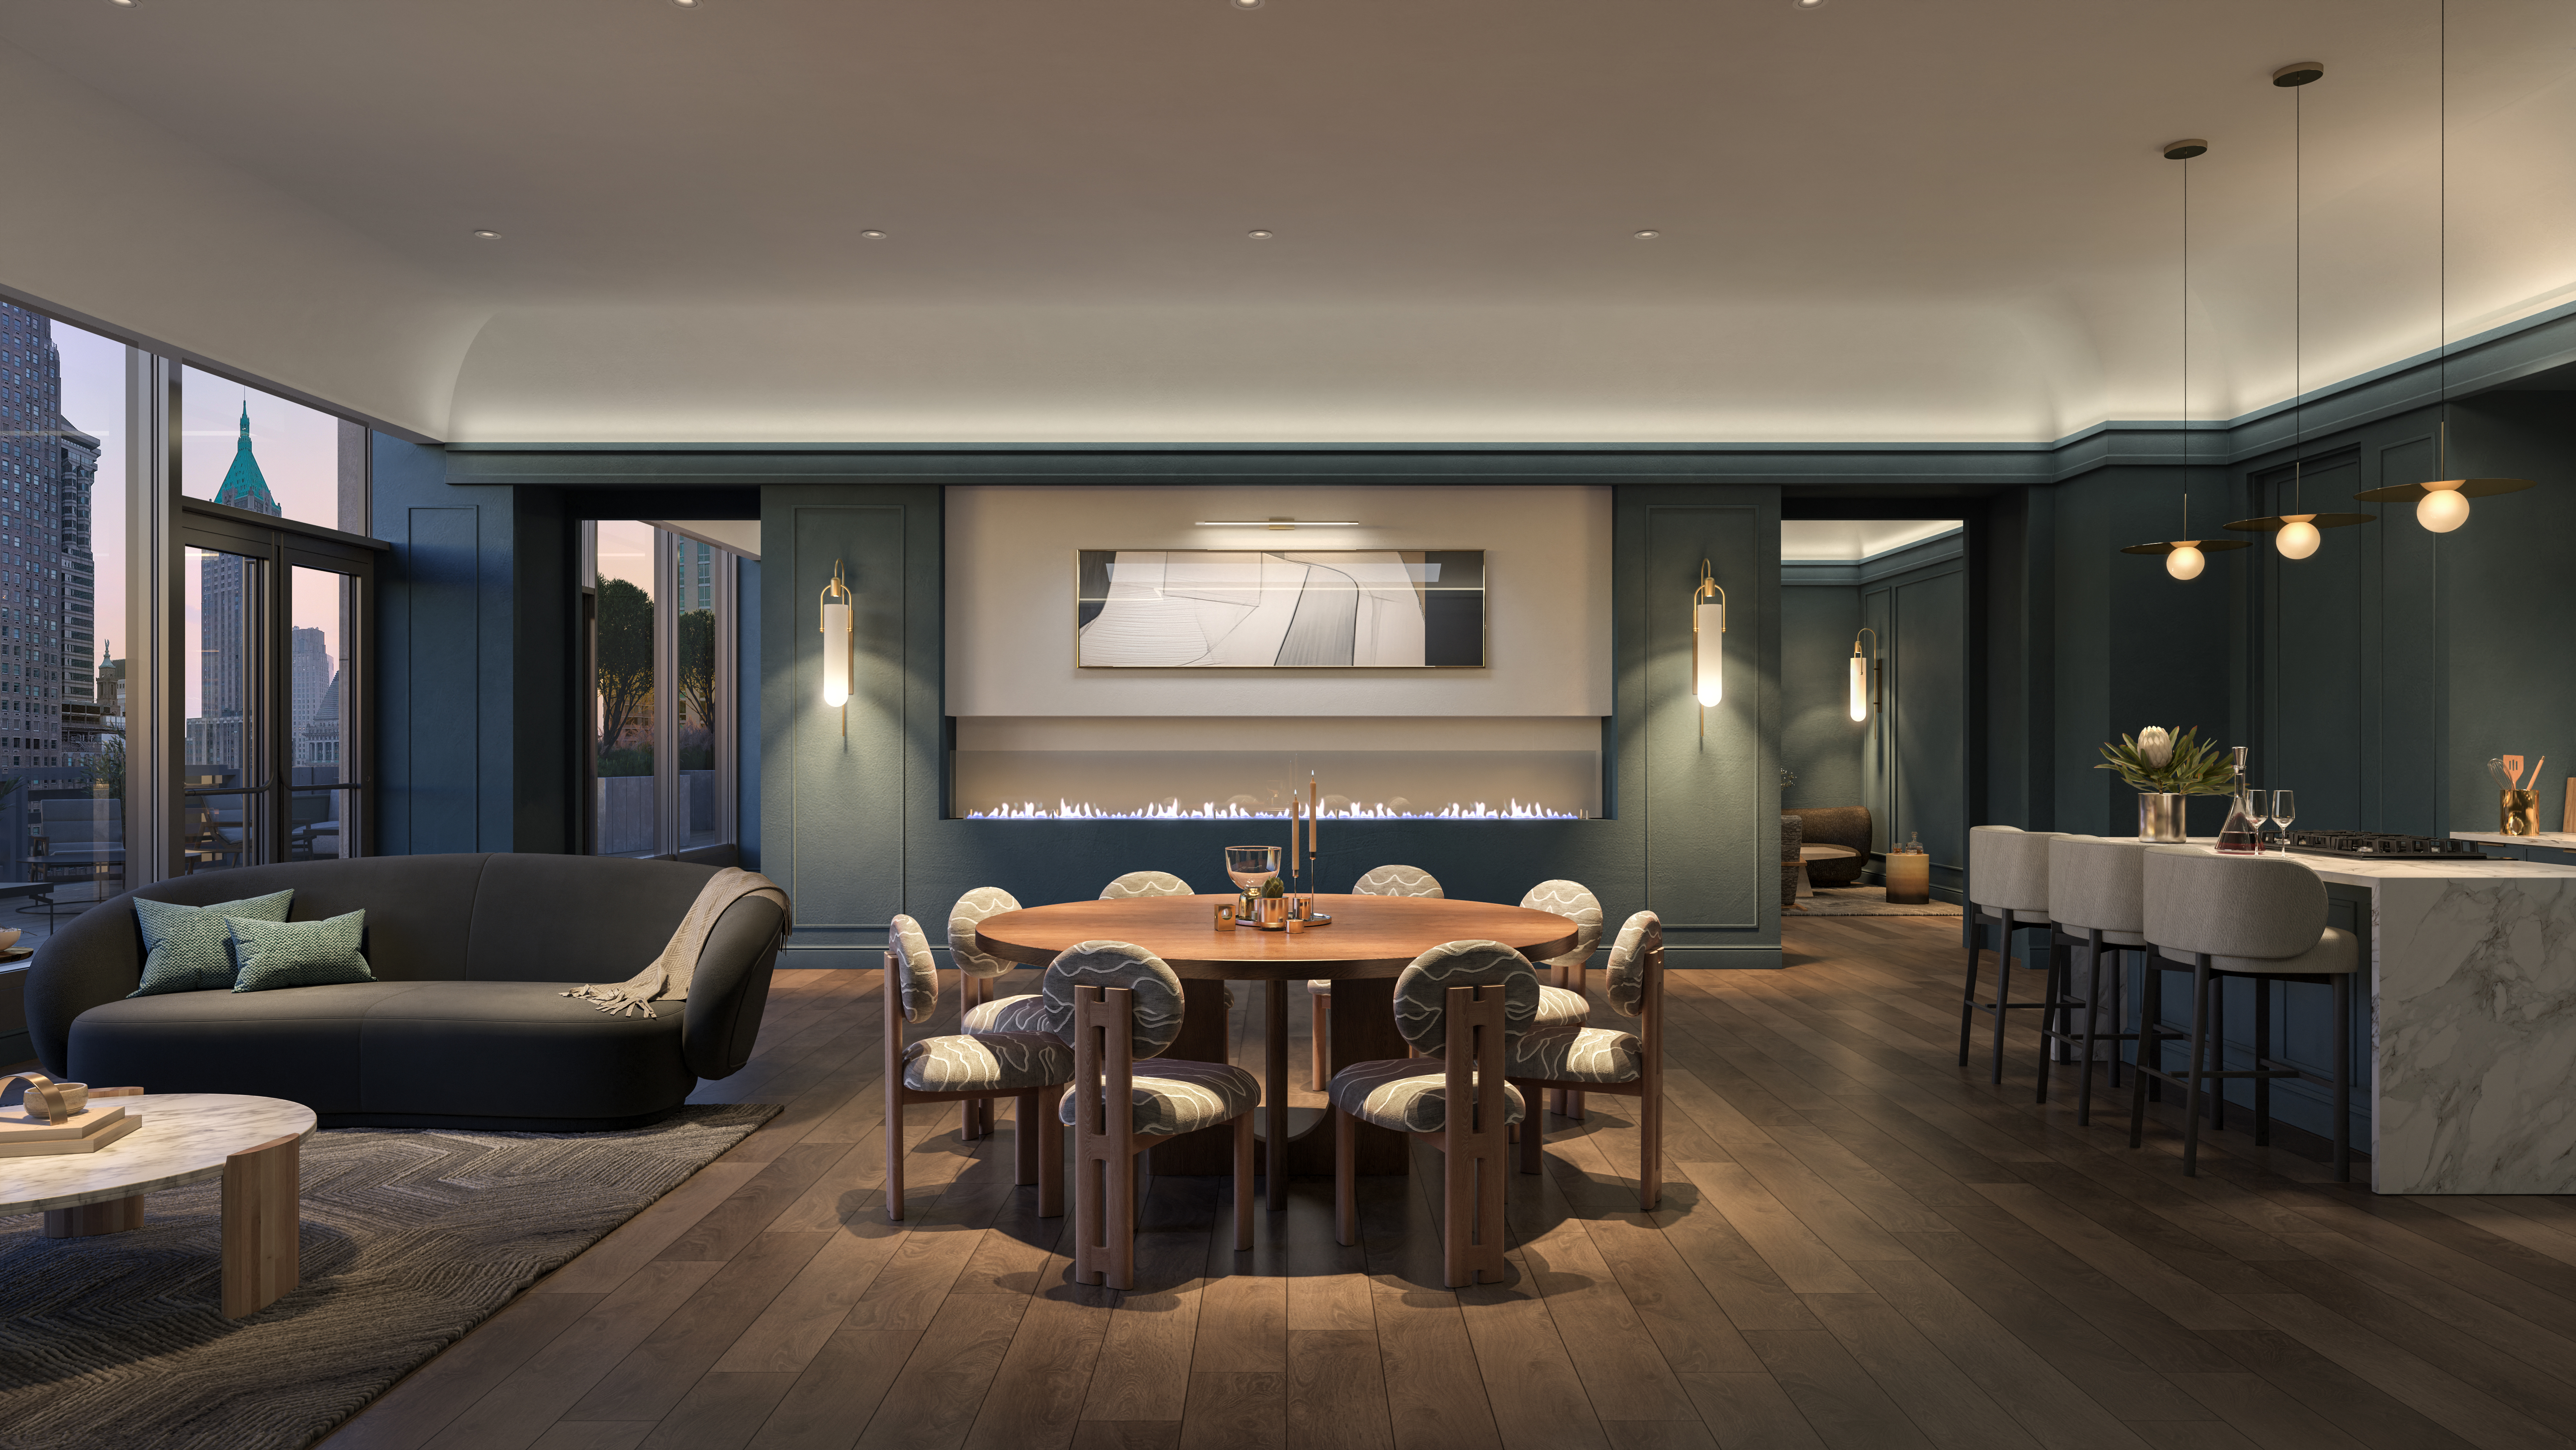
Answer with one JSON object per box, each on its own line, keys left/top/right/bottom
{"left": 3, "top": 302, "right": 125, "bottom": 938}
{"left": 582, "top": 522, "right": 738, "bottom": 858}
{"left": 166, "top": 368, "right": 375, "bottom": 879}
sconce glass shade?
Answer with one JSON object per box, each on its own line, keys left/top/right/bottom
{"left": 2275, "top": 519, "right": 2322, "bottom": 558}
{"left": 1848, "top": 651, "right": 1867, "bottom": 722}
{"left": 2166, "top": 544, "right": 2206, "bottom": 581}
{"left": 820, "top": 558, "right": 855, "bottom": 707}
{"left": 2417, "top": 486, "right": 2470, "bottom": 532}
{"left": 1693, "top": 600, "right": 1724, "bottom": 707}
{"left": 821, "top": 602, "right": 852, "bottom": 706}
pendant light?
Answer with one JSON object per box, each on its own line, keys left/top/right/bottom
{"left": 2123, "top": 138, "right": 2248, "bottom": 579}
{"left": 2227, "top": 63, "right": 2376, "bottom": 555}
{"left": 2354, "top": 0, "right": 2537, "bottom": 528}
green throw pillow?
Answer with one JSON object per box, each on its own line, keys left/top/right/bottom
{"left": 128, "top": 890, "right": 297, "bottom": 997}
{"left": 229, "top": 910, "right": 373, "bottom": 992}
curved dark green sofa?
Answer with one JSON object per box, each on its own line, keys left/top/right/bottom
{"left": 25, "top": 853, "right": 786, "bottom": 1131}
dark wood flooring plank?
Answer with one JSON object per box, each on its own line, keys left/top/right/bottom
{"left": 1969, "top": 1184, "right": 2263, "bottom": 1334}
{"left": 1678, "top": 1161, "right": 1875, "bottom": 1294}
{"left": 1180, "top": 1372, "right": 1289, "bottom": 1450}
{"left": 1288, "top": 1329, "right": 1397, "bottom": 1450}
{"left": 2193, "top": 1329, "right": 2482, "bottom": 1450}
{"left": 321, "top": 1293, "right": 605, "bottom": 1450}
{"left": 419, "top": 1261, "right": 727, "bottom": 1450}
{"left": 1072, "top": 1425, "right": 1183, "bottom": 1450}
{"left": 634, "top": 1373, "right": 796, "bottom": 1450}
{"left": 1798, "top": 1292, "right": 2048, "bottom": 1450}
{"left": 568, "top": 1229, "right": 835, "bottom": 1421}
{"left": 1739, "top": 1328, "right": 1936, "bottom": 1450}
{"left": 962, "top": 1257, "right": 1118, "bottom": 1450}
{"left": 533, "top": 1163, "right": 765, "bottom": 1296}
{"left": 1601, "top": 1425, "right": 1721, "bottom": 1450}
{"left": 1843, "top": 1260, "right": 2162, "bottom": 1450}
{"left": 2230, "top": 1294, "right": 2571, "bottom": 1450}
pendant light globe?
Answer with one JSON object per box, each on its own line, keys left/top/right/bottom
{"left": 2166, "top": 544, "right": 2206, "bottom": 581}
{"left": 2417, "top": 485, "right": 2471, "bottom": 532}
{"left": 2275, "top": 519, "right": 2323, "bottom": 559}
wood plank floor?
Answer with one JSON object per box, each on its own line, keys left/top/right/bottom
{"left": 321, "top": 917, "right": 2576, "bottom": 1450}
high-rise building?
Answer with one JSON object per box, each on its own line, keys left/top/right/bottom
{"left": 291, "top": 626, "right": 334, "bottom": 764}
{"left": 191, "top": 403, "right": 282, "bottom": 781}
{"left": 0, "top": 302, "right": 95, "bottom": 780}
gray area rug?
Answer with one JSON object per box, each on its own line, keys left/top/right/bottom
{"left": 1791, "top": 886, "right": 1962, "bottom": 917}
{"left": 0, "top": 1102, "right": 776, "bottom": 1450}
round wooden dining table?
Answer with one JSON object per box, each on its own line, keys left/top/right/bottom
{"left": 973, "top": 893, "right": 1579, "bottom": 1205}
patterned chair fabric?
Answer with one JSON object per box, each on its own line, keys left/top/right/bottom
{"left": 1519, "top": 880, "right": 1604, "bottom": 971}
{"left": 1328, "top": 1058, "right": 1528, "bottom": 1133}
{"left": 902, "top": 1030, "right": 1076, "bottom": 1093}
{"left": 1603, "top": 910, "right": 1660, "bottom": 1018}
{"left": 1100, "top": 871, "right": 1193, "bottom": 900}
{"left": 947, "top": 887, "right": 1024, "bottom": 980}
{"left": 1352, "top": 865, "right": 1443, "bottom": 898}
{"left": 1505, "top": 1026, "right": 1643, "bottom": 1085}
{"left": 890, "top": 914, "right": 939, "bottom": 1024}
{"left": 1057, "top": 1058, "right": 1262, "bottom": 1137}
{"left": 1039, "top": 939, "right": 1187, "bottom": 1058}
{"left": 1391, "top": 940, "right": 1539, "bottom": 1054}
{"left": 1535, "top": 984, "right": 1590, "bottom": 1030}
{"left": 1312, "top": 865, "right": 1447, "bottom": 994}
{"left": 962, "top": 993, "right": 1051, "bottom": 1035}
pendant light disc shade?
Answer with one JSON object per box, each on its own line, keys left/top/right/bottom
{"left": 1693, "top": 601, "right": 1724, "bottom": 707}
{"left": 2354, "top": 476, "right": 2537, "bottom": 502}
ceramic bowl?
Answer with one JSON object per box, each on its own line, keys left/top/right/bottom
{"left": 18, "top": 1081, "right": 85, "bottom": 1117}
{"left": 0, "top": 928, "right": 19, "bottom": 952}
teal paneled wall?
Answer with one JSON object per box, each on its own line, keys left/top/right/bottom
{"left": 2439, "top": 392, "right": 2576, "bottom": 834}
{"left": 1867, "top": 556, "right": 1967, "bottom": 896}
{"left": 748, "top": 480, "right": 1782, "bottom": 968}
{"left": 1780, "top": 586, "right": 1865, "bottom": 813}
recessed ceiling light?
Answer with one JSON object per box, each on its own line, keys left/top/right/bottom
{"left": 1246, "top": 229, "right": 1274, "bottom": 240}
{"left": 470, "top": 229, "right": 501, "bottom": 240}
{"left": 671, "top": 0, "right": 701, "bottom": 8}
{"left": 1634, "top": 229, "right": 1661, "bottom": 240}
{"left": 1793, "top": 0, "right": 1826, "bottom": 9}
{"left": 107, "top": 0, "right": 137, "bottom": 8}
{"left": 859, "top": 229, "right": 887, "bottom": 240}
{"left": 1231, "top": 0, "right": 1264, "bottom": 9}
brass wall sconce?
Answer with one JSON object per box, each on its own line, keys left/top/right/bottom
{"left": 1848, "top": 627, "right": 1878, "bottom": 723}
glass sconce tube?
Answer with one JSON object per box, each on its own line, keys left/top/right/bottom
{"left": 820, "top": 559, "right": 853, "bottom": 707}
{"left": 1692, "top": 561, "right": 1724, "bottom": 707}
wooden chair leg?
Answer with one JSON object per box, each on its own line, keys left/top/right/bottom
{"left": 885, "top": 1088, "right": 906, "bottom": 1223}
{"left": 1311, "top": 992, "right": 1331, "bottom": 1091}
{"left": 221, "top": 1132, "right": 300, "bottom": 1320}
{"left": 1518, "top": 1089, "right": 1544, "bottom": 1175}
{"left": 1567, "top": 1089, "right": 1586, "bottom": 1122}
{"left": 1036, "top": 1087, "right": 1064, "bottom": 1217}
{"left": 1639, "top": 1082, "right": 1662, "bottom": 1212}
{"left": 1334, "top": 1106, "right": 1358, "bottom": 1247}
{"left": 1233, "top": 1113, "right": 1255, "bottom": 1252}
{"left": 1015, "top": 1091, "right": 1039, "bottom": 1186}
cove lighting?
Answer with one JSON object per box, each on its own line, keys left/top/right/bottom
{"left": 1193, "top": 519, "right": 1360, "bottom": 528}
{"left": 965, "top": 801, "right": 1583, "bottom": 821}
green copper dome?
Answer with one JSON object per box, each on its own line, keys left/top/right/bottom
{"left": 215, "top": 403, "right": 282, "bottom": 516}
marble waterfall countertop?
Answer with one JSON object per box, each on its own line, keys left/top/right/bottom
{"left": 2451, "top": 831, "right": 2576, "bottom": 852}
{"left": 2262, "top": 846, "right": 2576, "bottom": 1195}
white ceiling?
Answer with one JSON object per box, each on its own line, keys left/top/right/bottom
{"left": 2, "top": 0, "right": 2571, "bottom": 445}
{"left": 1780, "top": 520, "right": 1962, "bottom": 563}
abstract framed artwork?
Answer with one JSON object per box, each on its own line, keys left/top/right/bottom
{"left": 1076, "top": 550, "right": 1485, "bottom": 668}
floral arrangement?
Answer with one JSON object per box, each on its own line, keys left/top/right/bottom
{"left": 2096, "top": 725, "right": 2237, "bottom": 795}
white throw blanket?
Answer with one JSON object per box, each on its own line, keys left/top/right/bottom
{"left": 563, "top": 867, "right": 791, "bottom": 1018}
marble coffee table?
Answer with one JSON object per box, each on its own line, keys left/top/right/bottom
{"left": 2, "top": 1093, "right": 317, "bottom": 1318}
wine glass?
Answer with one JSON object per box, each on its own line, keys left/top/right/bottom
{"left": 2270, "top": 790, "right": 2296, "bottom": 849}
{"left": 1224, "top": 845, "right": 1281, "bottom": 894}
{"left": 2241, "top": 789, "right": 2271, "bottom": 851}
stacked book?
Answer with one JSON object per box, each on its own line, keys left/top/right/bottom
{"left": 1, "top": 1103, "right": 142, "bottom": 1156}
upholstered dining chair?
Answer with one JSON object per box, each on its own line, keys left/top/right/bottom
{"left": 1054, "top": 940, "right": 1261, "bottom": 1289}
{"left": 1100, "top": 871, "right": 1193, "bottom": 900}
{"left": 883, "top": 914, "right": 1072, "bottom": 1222}
{"left": 1328, "top": 940, "right": 1534, "bottom": 1287}
{"left": 1509, "top": 910, "right": 1663, "bottom": 1209}
{"left": 1310, "top": 864, "right": 1445, "bottom": 1087}
{"left": 951, "top": 886, "right": 1042, "bottom": 1139}
{"left": 1520, "top": 879, "right": 1604, "bottom": 1117}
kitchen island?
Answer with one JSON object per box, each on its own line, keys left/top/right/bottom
{"left": 2279, "top": 846, "right": 2576, "bottom": 1195}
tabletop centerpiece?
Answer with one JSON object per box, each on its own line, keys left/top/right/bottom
{"left": 2096, "top": 725, "right": 2237, "bottom": 842}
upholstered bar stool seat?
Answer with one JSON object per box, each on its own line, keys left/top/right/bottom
{"left": 2039, "top": 835, "right": 2158, "bottom": 1124}
{"left": 2135, "top": 847, "right": 2358, "bottom": 1180}
{"left": 1961, "top": 825, "right": 2068, "bottom": 1084}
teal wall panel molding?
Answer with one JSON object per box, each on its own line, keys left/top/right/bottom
{"left": 759, "top": 486, "right": 943, "bottom": 968}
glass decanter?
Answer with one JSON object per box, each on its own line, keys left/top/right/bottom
{"left": 2215, "top": 747, "right": 2262, "bottom": 854}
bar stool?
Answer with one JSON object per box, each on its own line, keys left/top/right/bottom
{"left": 2038, "top": 836, "right": 2152, "bottom": 1123}
{"left": 2136, "top": 847, "right": 2356, "bottom": 1180}
{"left": 1962, "top": 825, "right": 2066, "bottom": 1084}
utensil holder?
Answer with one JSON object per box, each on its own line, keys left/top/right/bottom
{"left": 2502, "top": 789, "right": 2540, "bottom": 836}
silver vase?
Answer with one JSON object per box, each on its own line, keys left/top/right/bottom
{"left": 2138, "top": 793, "right": 2186, "bottom": 843}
